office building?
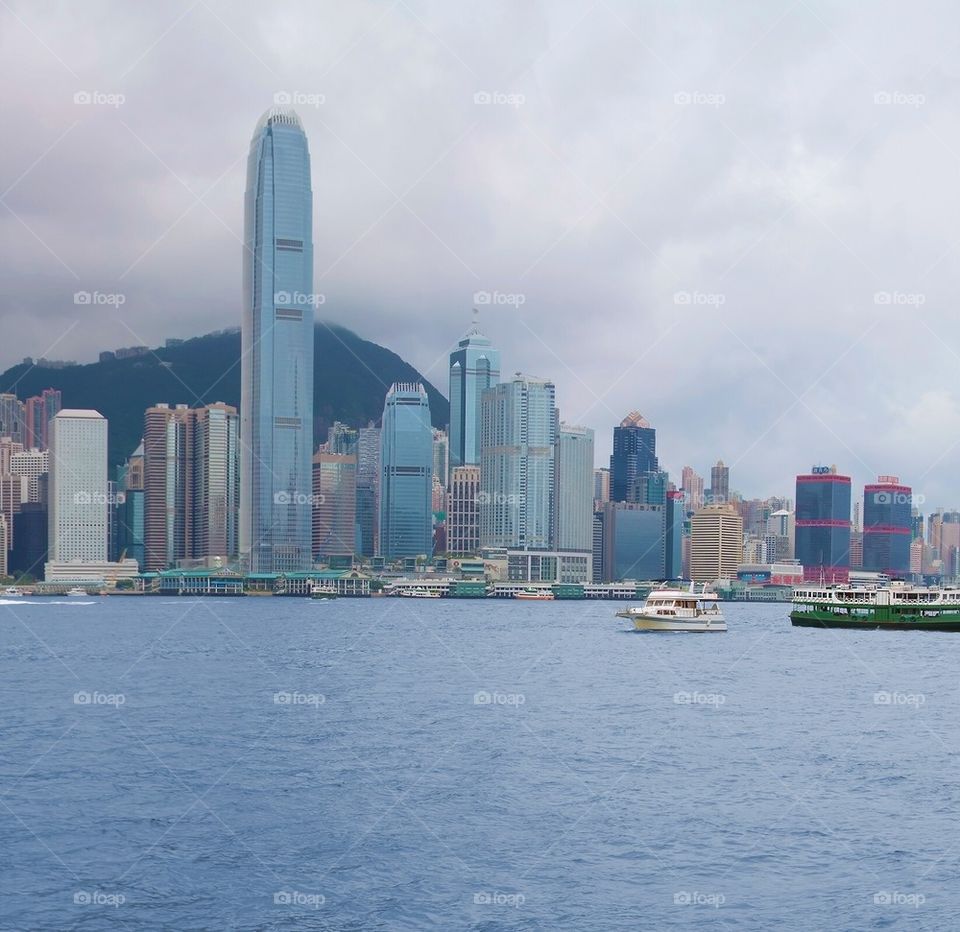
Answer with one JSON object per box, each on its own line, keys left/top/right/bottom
{"left": 862, "top": 476, "right": 912, "bottom": 578}
{"left": 447, "top": 465, "right": 481, "bottom": 555}
{"left": 379, "top": 383, "right": 433, "bottom": 559}
{"left": 709, "top": 460, "right": 730, "bottom": 504}
{"left": 795, "top": 466, "right": 851, "bottom": 583}
{"left": 610, "top": 412, "right": 657, "bottom": 503}
{"left": 689, "top": 504, "right": 743, "bottom": 583}
{"left": 240, "top": 108, "right": 314, "bottom": 573}
{"left": 554, "top": 424, "right": 594, "bottom": 553}
{"left": 479, "top": 374, "right": 556, "bottom": 551}
{"left": 47, "top": 410, "right": 108, "bottom": 563}
{"left": 449, "top": 327, "right": 500, "bottom": 468}
{"left": 312, "top": 453, "right": 356, "bottom": 561}
{"left": 600, "top": 501, "right": 666, "bottom": 582}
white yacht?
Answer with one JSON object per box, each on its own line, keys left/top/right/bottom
{"left": 617, "top": 587, "right": 726, "bottom": 632}
{"left": 3, "top": 586, "right": 24, "bottom": 597}
{"left": 66, "top": 587, "right": 88, "bottom": 597}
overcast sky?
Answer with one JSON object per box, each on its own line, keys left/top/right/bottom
{"left": 3, "top": 0, "right": 960, "bottom": 506}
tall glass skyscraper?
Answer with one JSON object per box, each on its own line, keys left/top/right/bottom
{"left": 449, "top": 328, "right": 500, "bottom": 468}
{"left": 479, "top": 375, "right": 557, "bottom": 550}
{"left": 795, "top": 466, "right": 851, "bottom": 583}
{"left": 863, "top": 475, "right": 912, "bottom": 578}
{"left": 240, "top": 108, "right": 315, "bottom": 573}
{"left": 610, "top": 412, "right": 657, "bottom": 503}
{"left": 379, "top": 384, "right": 433, "bottom": 559}
{"left": 554, "top": 423, "right": 594, "bottom": 552}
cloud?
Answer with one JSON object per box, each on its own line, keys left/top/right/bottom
{"left": 3, "top": 0, "right": 960, "bottom": 504}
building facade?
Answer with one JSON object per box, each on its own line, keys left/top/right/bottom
{"left": 610, "top": 412, "right": 657, "bottom": 503}
{"left": 600, "top": 501, "right": 666, "bottom": 582}
{"left": 449, "top": 328, "right": 500, "bottom": 468}
{"left": 479, "top": 375, "right": 556, "bottom": 551}
{"left": 47, "top": 410, "right": 108, "bottom": 563}
{"left": 312, "top": 453, "right": 356, "bottom": 561}
{"left": 689, "top": 504, "right": 743, "bottom": 583}
{"left": 240, "top": 107, "right": 315, "bottom": 573}
{"left": 554, "top": 424, "right": 594, "bottom": 553}
{"left": 379, "top": 383, "right": 433, "bottom": 559}
{"left": 862, "top": 476, "right": 912, "bottom": 578}
{"left": 447, "top": 465, "right": 481, "bottom": 555}
{"left": 795, "top": 466, "right": 851, "bottom": 583}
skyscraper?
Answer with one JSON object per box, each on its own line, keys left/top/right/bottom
{"left": 240, "top": 108, "right": 315, "bottom": 573}
{"left": 355, "top": 426, "right": 380, "bottom": 557}
{"left": 432, "top": 428, "right": 449, "bottom": 489}
{"left": 554, "top": 424, "right": 594, "bottom": 553}
{"left": 863, "top": 476, "right": 912, "bottom": 578}
{"left": 312, "top": 452, "right": 356, "bottom": 561}
{"left": 600, "top": 501, "right": 666, "bottom": 581}
{"left": 681, "top": 466, "right": 704, "bottom": 513}
{"left": 449, "top": 327, "right": 500, "bottom": 468}
{"left": 610, "top": 412, "right": 657, "bottom": 503}
{"left": 379, "top": 383, "right": 433, "bottom": 559}
{"left": 447, "top": 465, "right": 481, "bottom": 555}
{"left": 0, "top": 394, "right": 24, "bottom": 445}
{"left": 709, "top": 460, "right": 730, "bottom": 504}
{"left": 689, "top": 504, "right": 742, "bottom": 583}
{"left": 479, "top": 374, "right": 556, "bottom": 551}
{"left": 48, "top": 410, "right": 108, "bottom": 562}
{"left": 24, "top": 388, "right": 61, "bottom": 450}
{"left": 795, "top": 466, "right": 851, "bottom": 583}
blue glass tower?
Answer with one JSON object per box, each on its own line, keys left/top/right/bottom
{"left": 449, "top": 328, "right": 500, "bottom": 468}
{"left": 610, "top": 412, "right": 658, "bottom": 503}
{"left": 379, "top": 384, "right": 433, "bottom": 559}
{"left": 240, "top": 108, "right": 315, "bottom": 573}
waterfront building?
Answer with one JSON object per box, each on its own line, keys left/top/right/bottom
{"left": 795, "top": 466, "right": 851, "bottom": 583}
{"left": 47, "top": 410, "right": 108, "bottom": 563}
{"left": 449, "top": 327, "right": 500, "bottom": 468}
{"left": 379, "top": 383, "right": 433, "bottom": 559}
{"left": 554, "top": 424, "right": 594, "bottom": 554}
{"left": 312, "top": 453, "right": 356, "bottom": 561}
{"left": 689, "top": 504, "right": 743, "bottom": 583}
{"left": 862, "top": 476, "right": 912, "bottom": 578}
{"left": 240, "top": 108, "right": 314, "bottom": 573}
{"left": 447, "top": 465, "right": 481, "bottom": 555}
{"left": 610, "top": 412, "right": 657, "bottom": 503}
{"left": 600, "top": 501, "right": 666, "bottom": 582}
{"left": 479, "top": 374, "right": 556, "bottom": 551}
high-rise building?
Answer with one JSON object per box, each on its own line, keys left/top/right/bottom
{"left": 447, "top": 465, "right": 480, "bottom": 555}
{"left": 24, "top": 388, "right": 61, "bottom": 450}
{"left": 479, "top": 374, "right": 556, "bottom": 551}
{"left": 600, "top": 501, "right": 666, "bottom": 582}
{"left": 326, "top": 422, "right": 359, "bottom": 455}
{"left": 10, "top": 449, "right": 49, "bottom": 504}
{"left": 240, "top": 107, "right": 314, "bottom": 573}
{"left": 795, "top": 466, "right": 851, "bottom": 583}
{"left": 709, "top": 460, "right": 730, "bottom": 504}
{"left": 593, "top": 467, "right": 610, "bottom": 505}
{"left": 681, "top": 466, "right": 704, "bottom": 513}
{"left": 689, "top": 504, "right": 743, "bottom": 583}
{"left": 432, "top": 428, "right": 449, "bottom": 490}
{"left": 0, "top": 394, "right": 24, "bottom": 445}
{"left": 610, "top": 412, "right": 657, "bottom": 503}
{"left": 47, "top": 410, "right": 108, "bottom": 562}
{"left": 10, "top": 503, "right": 47, "bottom": 577}
{"left": 665, "top": 490, "right": 684, "bottom": 580}
{"left": 862, "top": 476, "right": 912, "bottom": 578}
{"left": 143, "top": 402, "right": 239, "bottom": 571}
{"left": 379, "top": 384, "right": 433, "bottom": 559}
{"left": 554, "top": 424, "right": 594, "bottom": 553}
{"left": 355, "top": 426, "right": 380, "bottom": 557}
{"left": 449, "top": 327, "right": 500, "bottom": 468}
{"left": 312, "top": 453, "right": 356, "bottom": 561}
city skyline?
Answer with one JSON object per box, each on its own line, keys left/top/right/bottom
{"left": 7, "top": 4, "right": 960, "bottom": 505}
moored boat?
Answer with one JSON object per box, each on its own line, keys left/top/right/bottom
{"left": 514, "top": 587, "right": 554, "bottom": 601}
{"left": 398, "top": 588, "right": 441, "bottom": 599}
{"left": 310, "top": 585, "right": 338, "bottom": 600}
{"left": 791, "top": 584, "right": 960, "bottom": 630}
{"left": 617, "top": 587, "right": 726, "bottom": 631}
{"left": 3, "top": 586, "right": 24, "bottom": 597}
{"left": 66, "top": 587, "right": 88, "bottom": 597}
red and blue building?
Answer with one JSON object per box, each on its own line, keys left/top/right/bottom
{"left": 795, "top": 466, "right": 851, "bottom": 583}
{"left": 862, "top": 476, "right": 912, "bottom": 578}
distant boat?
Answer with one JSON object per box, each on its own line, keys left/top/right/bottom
{"left": 3, "top": 586, "right": 23, "bottom": 597}
{"left": 310, "top": 585, "right": 338, "bottom": 600}
{"left": 66, "top": 587, "right": 88, "bottom": 597}
{"left": 617, "top": 587, "right": 726, "bottom": 632}
{"left": 398, "top": 588, "right": 441, "bottom": 599}
{"left": 514, "top": 587, "right": 554, "bottom": 601}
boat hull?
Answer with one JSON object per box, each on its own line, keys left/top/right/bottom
{"left": 619, "top": 613, "right": 726, "bottom": 632}
{"left": 791, "top": 610, "right": 960, "bottom": 631}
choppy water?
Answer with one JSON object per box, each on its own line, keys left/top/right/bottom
{"left": 1, "top": 595, "right": 958, "bottom": 930}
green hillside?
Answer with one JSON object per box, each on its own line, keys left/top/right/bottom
{"left": 1, "top": 324, "right": 448, "bottom": 469}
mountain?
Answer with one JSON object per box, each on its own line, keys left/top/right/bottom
{"left": 1, "top": 324, "right": 448, "bottom": 469}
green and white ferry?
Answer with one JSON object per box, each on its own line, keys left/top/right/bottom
{"left": 791, "top": 583, "right": 960, "bottom": 631}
